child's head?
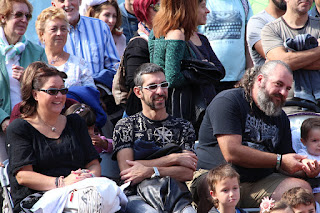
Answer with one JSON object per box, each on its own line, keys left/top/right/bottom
{"left": 281, "top": 187, "right": 316, "bottom": 213}
{"left": 301, "top": 118, "right": 320, "bottom": 156}
{"left": 269, "top": 201, "right": 293, "bottom": 213}
{"left": 206, "top": 164, "right": 240, "bottom": 209}
{"left": 64, "top": 103, "right": 96, "bottom": 133}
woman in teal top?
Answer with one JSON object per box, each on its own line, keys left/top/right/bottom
{"left": 149, "top": 0, "right": 198, "bottom": 88}
{"left": 0, "top": 0, "right": 47, "bottom": 165}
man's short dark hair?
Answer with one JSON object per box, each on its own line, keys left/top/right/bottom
{"left": 134, "top": 63, "right": 165, "bottom": 86}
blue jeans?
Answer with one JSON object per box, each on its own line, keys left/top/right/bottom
{"left": 125, "top": 195, "right": 157, "bottom": 213}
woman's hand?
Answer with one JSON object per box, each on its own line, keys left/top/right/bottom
{"left": 12, "top": 64, "right": 24, "bottom": 81}
{"left": 63, "top": 169, "right": 95, "bottom": 186}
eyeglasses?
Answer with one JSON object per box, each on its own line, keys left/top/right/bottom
{"left": 38, "top": 88, "right": 68, "bottom": 95}
{"left": 139, "top": 82, "right": 169, "bottom": 91}
{"left": 11, "top": 12, "right": 32, "bottom": 21}
{"left": 150, "top": 2, "right": 160, "bottom": 12}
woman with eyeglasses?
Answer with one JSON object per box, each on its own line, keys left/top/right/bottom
{"left": 36, "top": 7, "right": 96, "bottom": 89}
{"left": 121, "top": 0, "right": 160, "bottom": 116}
{"left": 0, "top": 0, "right": 47, "bottom": 168}
{"left": 86, "top": 0, "right": 126, "bottom": 57}
{"left": 6, "top": 61, "right": 101, "bottom": 213}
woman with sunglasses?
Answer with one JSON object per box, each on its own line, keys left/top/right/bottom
{"left": 121, "top": 0, "right": 160, "bottom": 116}
{"left": 0, "top": 0, "right": 47, "bottom": 169}
{"left": 6, "top": 61, "right": 101, "bottom": 213}
{"left": 86, "top": 0, "right": 126, "bottom": 57}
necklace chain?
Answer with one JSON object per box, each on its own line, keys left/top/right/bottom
{"left": 38, "top": 115, "right": 57, "bottom": 132}
{"left": 50, "top": 52, "right": 64, "bottom": 65}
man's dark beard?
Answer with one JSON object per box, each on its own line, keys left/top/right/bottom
{"left": 141, "top": 94, "right": 167, "bottom": 110}
{"left": 257, "top": 86, "right": 285, "bottom": 117}
{"left": 272, "top": 0, "right": 287, "bottom": 11}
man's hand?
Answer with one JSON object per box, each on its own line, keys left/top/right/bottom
{"left": 281, "top": 153, "right": 306, "bottom": 174}
{"left": 1, "top": 119, "right": 10, "bottom": 133}
{"left": 120, "top": 160, "right": 153, "bottom": 185}
{"left": 170, "top": 151, "right": 198, "bottom": 171}
{"left": 301, "top": 159, "right": 320, "bottom": 178}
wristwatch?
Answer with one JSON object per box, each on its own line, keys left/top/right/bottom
{"left": 276, "top": 154, "right": 282, "bottom": 171}
{"left": 151, "top": 167, "right": 160, "bottom": 178}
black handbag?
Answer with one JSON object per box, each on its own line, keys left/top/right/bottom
{"left": 180, "top": 41, "right": 225, "bottom": 85}
{"left": 137, "top": 176, "right": 193, "bottom": 213}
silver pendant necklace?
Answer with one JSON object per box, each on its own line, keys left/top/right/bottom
{"left": 38, "top": 115, "right": 57, "bottom": 132}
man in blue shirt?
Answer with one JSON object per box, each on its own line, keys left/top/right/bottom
{"left": 51, "top": 0, "right": 119, "bottom": 88}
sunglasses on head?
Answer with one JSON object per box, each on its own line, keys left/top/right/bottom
{"left": 139, "top": 82, "right": 169, "bottom": 91}
{"left": 38, "top": 88, "right": 68, "bottom": 96}
{"left": 150, "top": 2, "right": 160, "bottom": 12}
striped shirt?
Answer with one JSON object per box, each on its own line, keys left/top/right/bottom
{"left": 64, "top": 16, "right": 120, "bottom": 88}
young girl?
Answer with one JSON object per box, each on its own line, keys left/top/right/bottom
{"left": 206, "top": 164, "right": 246, "bottom": 213}
{"left": 65, "top": 103, "right": 114, "bottom": 177}
{"left": 298, "top": 117, "right": 320, "bottom": 203}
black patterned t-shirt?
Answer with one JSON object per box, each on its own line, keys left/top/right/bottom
{"left": 112, "top": 112, "right": 196, "bottom": 160}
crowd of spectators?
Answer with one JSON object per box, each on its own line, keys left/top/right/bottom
{"left": 2, "top": 0, "right": 320, "bottom": 212}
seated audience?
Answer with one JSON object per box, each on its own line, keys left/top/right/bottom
{"left": 112, "top": 63, "right": 197, "bottom": 213}
{"left": 122, "top": 0, "right": 159, "bottom": 116}
{"left": 36, "top": 7, "right": 96, "bottom": 89}
{"left": 191, "top": 61, "right": 319, "bottom": 212}
{"left": 51, "top": 0, "right": 119, "bottom": 89}
{"left": 0, "top": 0, "right": 47, "bottom": 167}
{"left": 206, "top": 164, "right": 245, "bottom": 213}
{"left": 65, "top": 103, "right": 118, "bottom": 178}
{"left": 6, "top": 62, "right": 100, "bottom": 212}
{"left": 298, "top": 118, "right": 320, "bottom": 203}
{"left": 282, "top": 187, "right": 316, "bottom": 213}
{"left": 86, "top": 0, "right": 126, "bottom": 57}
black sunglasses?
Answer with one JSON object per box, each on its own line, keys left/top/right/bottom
{"left": 38, "top": 88, "right": 68, "bottom": 96}
{"left": 11, "top": 12, "right": 32, "bottom": 21}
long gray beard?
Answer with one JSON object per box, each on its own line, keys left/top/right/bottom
{"left": 257, "top": 89, "right": 283, "bottom": 117}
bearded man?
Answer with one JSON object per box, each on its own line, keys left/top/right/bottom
{"left": 112, "top": 63, "right": 197, "bottom": 212}
{"left": 247, "top": 0, "right": 286, "bottom": 66}
{"left": 190, "top": 61, "right": 320, "bottom": 212}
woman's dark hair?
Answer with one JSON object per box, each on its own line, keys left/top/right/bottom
{"left": 20, "top": 61, "right": 67, "bottom": 118}
{"left": 86, "top": 0, "right": 122, "bottom": 36}
{"left": 64, "top": 103, "right": 96, "bottom": 127}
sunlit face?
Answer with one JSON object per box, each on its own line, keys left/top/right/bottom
{"left": 211, "top": 177, "right": 240, "bottom": 209}
{"left": 302, "top": 128, "right": 320, "bottom": 156}
{"left": 42, "top": 18, "right": 68, "bottom": 49}
{"left": 33, "top": 76, "right": 66, "bottom": 114}
{"left": 197, "top": 0, "right": 210, "bottom": 26}
{"left": 292, "top": 203, "right": 316, "bottom": 213}
{"left": 3, "top": 2, "right": 30, "bottom": 44}
{"left": 135, "top": 72, "right": 168, "bottom": 111}
{"left": 256, "top": 65, "right": 293, "bottom": 116}
{"left": 98, "top": 5, "right": 117, "bottom": 32}
{"left": 52, "top": 0, "right": 80, "bottom": 26}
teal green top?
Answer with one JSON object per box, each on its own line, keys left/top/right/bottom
{"left": 0, "top": 41, "right": 47, "bottom": 128}
{"left": 149, "top": 30, "right": 193, "bottom": 88}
